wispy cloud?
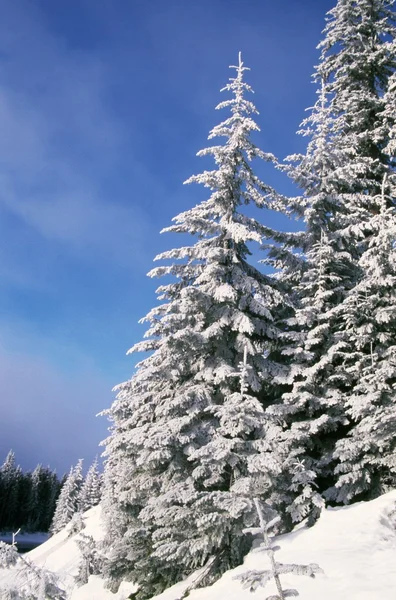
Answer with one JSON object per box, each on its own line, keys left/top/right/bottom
{"left": 0, "top": 0, "right": 159, "bottom": 290}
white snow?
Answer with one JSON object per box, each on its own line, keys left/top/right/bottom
{"left": 151, "top": 490, "right": 396, "bottom": 600}
{"left": 0, "top": 505, "right": 136, "bottom": 599}
{"left": 1, "top": 491, "right": 396, "bottom": 599}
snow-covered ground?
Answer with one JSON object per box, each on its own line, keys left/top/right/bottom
{"left": 0, "top": 506, "right": 136, "bottom": 599}
{"left": 1, "top": 491, "right": 395, "bottom": 599}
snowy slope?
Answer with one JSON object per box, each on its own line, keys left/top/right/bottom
{"left": 1, "top": 491, "right": 396, "bottom": 599}
{"left": 0, "top": 506, "right": 136, "bottom": 599}
{"left": 154, "top": 490, "right": 396, "bottom": 600}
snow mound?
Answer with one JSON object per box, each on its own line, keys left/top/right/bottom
{"left": 1, "top": 491, "right": 395, "bottom": 599}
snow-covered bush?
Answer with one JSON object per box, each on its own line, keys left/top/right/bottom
{"left": 67, "top": 512, "right": 86, "bottom": 538}
{"left": 75, "top": 533, "right": 106, "bottom": 587}
{"left": 0, "top": 533, "right": 66, "bottom": 599}
{"left": 0, "top": 541, "right": 19, "bottom": 569}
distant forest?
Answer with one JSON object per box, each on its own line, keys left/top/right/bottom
{"left": 0, "top": 451, "right": 62, "bottom": 533}
{"left": 0, "top": 451, "right": 102, "bottom": 534}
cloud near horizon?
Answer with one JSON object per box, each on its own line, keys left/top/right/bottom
{"left": 0, "top": 336, "right": 112, "bottom": 474}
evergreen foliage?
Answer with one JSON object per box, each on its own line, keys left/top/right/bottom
{"left": 50, "top": 459, "right": 84, "bottom": 535}
{"left": 100, "top": 0, "right": 396, "bottom": 595}
{"left": 0, "top": 452, "right": 61, "bottom": 534}
{"left": 77, "top": 457, "right": 102, "bottom": 513}
{"left": 28, "top": 466, "right": 60, "bottom": 532}
{"left": 0, "top": 452, "right": 19, "bottom": 530}
{"left": 330, "top": 176, "right": 396, "bottom": 502}
{"left": 266, "top": 0, "right": 396, "bottom": 518}
{"left": 102, "top": 53, "right": 292, "bottom": 598}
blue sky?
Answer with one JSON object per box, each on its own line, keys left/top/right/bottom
{"left": 0, "top": 0, "right": 334, "bottom": 475}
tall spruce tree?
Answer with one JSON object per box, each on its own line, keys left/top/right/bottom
{"left": 0, "top": 451, "right": 20, "bottom": 531}
{"left": 77, "top": 457, "right": 102, "bottom": 513}
{"left": 50, "top": 460, "right": 83, "bottom": 535}
{"left": 267, "top": 80, "right": 360, "bottom": 522}
{"left": 330, "top": 176, "right": 396, "bottom": 503}
{"left": 28, "top": 466, "right": 60, "bottom": 532}
{"left": 330, "top": 69, "right": 396, "bottom": 501}
{"left": 267, "top": 0, "right": 396, "bottom": 518}
{"left": 102, "top": 54, "right": 291, "bottom": 598}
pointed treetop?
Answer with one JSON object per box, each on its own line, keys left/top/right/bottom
{"left": 217, "top": 51, "right": 257, "bottom": 118}
{"left": 230, "top": 51, "right": 250, "bottom": 78}
{"left": 1, "top": 450, "right": 16, "bottom": 471}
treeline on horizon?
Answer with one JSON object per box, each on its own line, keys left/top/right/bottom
{"left": 0, "top": 451, "right": 103, "bottom": 534}
{"left": 0, "top": 451, "right": 62, "bottom": 534}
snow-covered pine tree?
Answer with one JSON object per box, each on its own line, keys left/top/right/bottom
{"left": 75, "top": 533, "right": 105, "bottom": 587}
{"left": 77, "top": 457, "right": 102, "bottom": 513}
{"left": 102, "top": 54, "right": 291, "bottom": 598}
{"left": 266, "top": 79, "right": 360, "bottom": 522}
{"left": 267, "top": 0, "right": 396, "bottom": 518}
{"left": 317, "top": 0, "right": 396, "bottom": 199}
{"left": 316, "top": 0, "right": 396, "bottom": 501}
{"left": 0, "top": 451, "right": 23, "bottom": 531}
{"left": 28, "top": 466, "right": 60, "bottom": 532}
{"left": 50, "top": 459, "right": 83, "bottom": 535}
{"left": 330, "top": 174, "right": 396, "bottom": 502}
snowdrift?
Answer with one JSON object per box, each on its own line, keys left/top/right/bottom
{"left": 0, "top": 491, "right": 395, "bottom": 599}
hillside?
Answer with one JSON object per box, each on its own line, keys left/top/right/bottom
{"left": 0, "top": 490, "right": 395, "bottom": 599}
{"left": 0, "top": 506, "right": 135, "bottom": 599}
{"left": 0, "top": 491, "right": 396, "bottom": 600}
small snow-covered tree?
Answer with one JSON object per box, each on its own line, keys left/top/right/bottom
{"left": 0, "top": 540, "right": 19, "bottom": 569}
{"left": 75, "top": 533, "right": 105, "bottom": 587}
{"left": 77, "top": 457, "right": 102, "bottom": 513}
{"left": 235, "top": 498, "right": 323, "bottom": 599}
{"left": 50, "top": 459, "right": 83, "bottom": 535}
{"left": 67, "top": 512, "right": 86, "bottom": 537}
{"left": 102, "top": 53, "right": 292, "bottom": 598}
